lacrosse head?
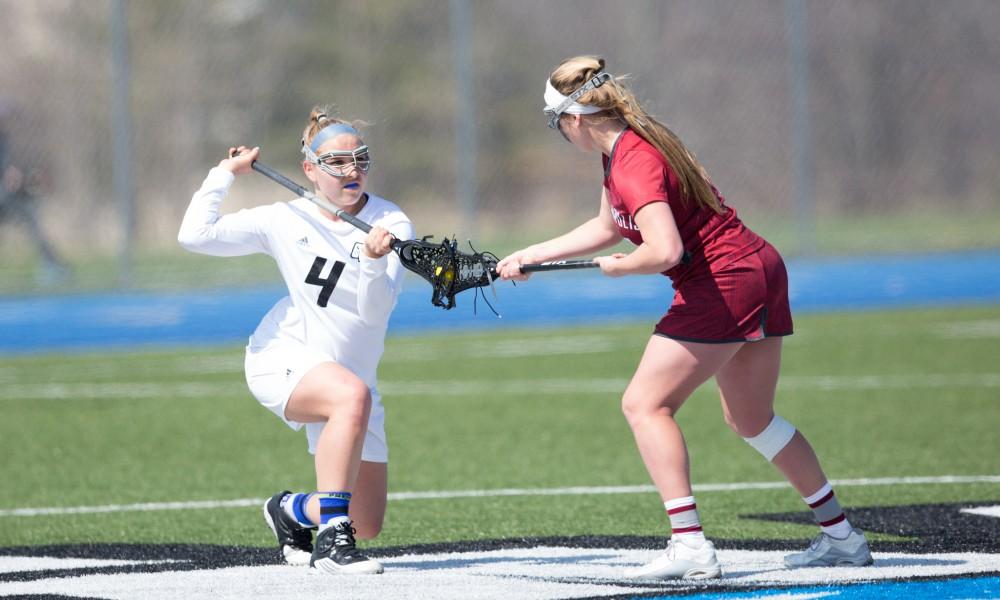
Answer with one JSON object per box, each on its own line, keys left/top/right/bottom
{"left": 437, "top": 241, "right": 500, "bottom": 308}
{"left": 396, "top": 236, "right": 499, "bottom": 310}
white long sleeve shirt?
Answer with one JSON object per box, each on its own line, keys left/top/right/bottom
{"left": 178, "top": 167, "right": 414, "bottom": 388}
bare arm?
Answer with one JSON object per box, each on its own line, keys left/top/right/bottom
{"left": 496, "top": 189, "right": 622, "bottom": 279}
{"left": 532, "top": 190, "right": 623, "bottom": 260}
{"left": 594, "top": 201, "right": 685, "bottom": 276}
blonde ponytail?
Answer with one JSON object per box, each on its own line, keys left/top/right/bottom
{"left": 549, "top": 56, "right": 722, "bottom": 214}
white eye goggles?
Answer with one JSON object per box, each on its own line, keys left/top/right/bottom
{"left": 543, "top": 71, "right": 612, "bottom": 129}
{"left": 301, "top": 123, "right": 372, "bottom": 177}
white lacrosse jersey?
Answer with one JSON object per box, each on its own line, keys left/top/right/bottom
{"left": 178, "top": 167, "right": 414, "bottom": 388}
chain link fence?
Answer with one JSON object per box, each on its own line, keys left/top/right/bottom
{"left": 1, "top": 0, "right": 998, "bottom": 291}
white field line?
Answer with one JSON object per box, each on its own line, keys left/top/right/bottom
{"left": 1, "top": 373, "right": 999, "bottom": 401}
{"left": 2, "top": 475, "right": 998, "bottom": 518}
{"left": 961, "top": 505, "right": 1000, "bottom": 518}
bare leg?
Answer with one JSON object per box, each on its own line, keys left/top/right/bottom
{"left": 350, "top": 461, "right": 387, "bottom": 539}
{"left": 620, "top": 335, "right": 739, "bottom": 580}
{"left": 716, "top": 337, "right": 828, "bottom": 496}
{"left": 622, "top": 336, "right": 742, "bottom": 500}
{"left": 282, "top": 362, "right": 372, "bottom": 525}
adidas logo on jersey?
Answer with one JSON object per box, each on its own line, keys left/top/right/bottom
{"left": 285, "top": 368, "right": 293, "bottom": 378}
{"left": 297, "top": 237, "right": 309, "bottom": 246}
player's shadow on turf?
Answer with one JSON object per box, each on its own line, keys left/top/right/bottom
{"left": 389, "top": 552, "right": 619, "bottom": 570}
{"left": 720, "top": 557, "right": 967, "bottom": 581}
{"left": 867, "top": 556, "right": 968, "bottom": 567}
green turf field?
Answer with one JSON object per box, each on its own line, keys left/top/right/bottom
{"left": 0, "top": 305, "right": 998, "bottom": 550}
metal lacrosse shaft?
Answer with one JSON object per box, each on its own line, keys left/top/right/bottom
{"left": 520, "top": 260, "right": 599, "bottom": 273}
{"left": 252, "top": 160, "right": 596, "bottom": 275}
{"left": 251, "top": 160, "right": 376, "bottom": 236}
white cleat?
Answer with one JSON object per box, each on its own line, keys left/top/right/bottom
{"left": 784, "top": 528, "right": 874, "bottom": 568}
{"left": 624, "top": 535, "right": 722, "bottom": 580}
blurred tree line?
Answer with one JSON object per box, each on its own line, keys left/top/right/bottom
{"left": 0, "top": 0, "right": 997, "bottom": 259}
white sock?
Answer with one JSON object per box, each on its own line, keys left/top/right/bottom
{"left": 318, "top": 514, "right": 351, "bottom": 532}
{"left": 664, "top": 496, "right": 706, "bottom": 544}
{"left": 803, "top": 483, "right": 854, "bottom": 539}
{"left": 281, "top": 492, "right": 314, "bottom": 528}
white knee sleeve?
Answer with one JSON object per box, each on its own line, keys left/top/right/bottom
{"left": 743, "top": 415, "right": 796, "bottom": 462}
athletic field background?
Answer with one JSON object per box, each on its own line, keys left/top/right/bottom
{"left": 2, "top": 2, "right": 999, "bottom": 596}
{"left": 1, "top": 304, "right": 999, "bottom": 549}
{"left": 1, "top": 255, "right": 999, "bottom": 597}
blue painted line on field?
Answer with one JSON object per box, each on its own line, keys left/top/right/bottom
{"left": 654, "top": 574, "right": 1000, "bottom": 599}
{"left": 1, "top": 249, "right": 998, "bottom": 354}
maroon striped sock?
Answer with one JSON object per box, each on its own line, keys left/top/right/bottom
{"left": 804, "top": 483, "right": 853, "bottom": 538}
{"left": 664, "top": 495, "right": 705, "bottom": 540}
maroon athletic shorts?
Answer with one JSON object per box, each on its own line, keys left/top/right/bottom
{"left": 654, "top": 241, "right": 793, "bottom": 343}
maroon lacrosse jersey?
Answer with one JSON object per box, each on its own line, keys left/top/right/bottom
{"left": 602, "top": 129, "right": 792, "bottom": 341}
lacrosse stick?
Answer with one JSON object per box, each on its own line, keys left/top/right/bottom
{"left": 520, "top": 260, "right": 599, "bottom": 273}
{"left": 251, "top": 160, "right": 500, "bottom": 310}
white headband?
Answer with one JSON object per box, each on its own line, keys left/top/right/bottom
{"left": 543, "top": 78, "right": 603, "bottom": 115}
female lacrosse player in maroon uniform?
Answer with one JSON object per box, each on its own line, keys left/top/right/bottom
{"left": 496, "top": 56, "right": 873, "bottom": 579}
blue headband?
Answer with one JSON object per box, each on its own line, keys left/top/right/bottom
{"left": 308, "top": 123, "right": 360, "bottom": 153}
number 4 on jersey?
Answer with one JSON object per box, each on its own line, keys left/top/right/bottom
{"left": 305, "top": 256, "right": 346, "bottom": 307}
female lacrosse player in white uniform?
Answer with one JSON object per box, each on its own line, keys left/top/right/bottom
{"left": 178, "top": 107, "right": 413, "bottom": 575}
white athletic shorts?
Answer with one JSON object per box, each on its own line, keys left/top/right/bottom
{"left": 244, "top": 339, "right": 387, "bottom": 462}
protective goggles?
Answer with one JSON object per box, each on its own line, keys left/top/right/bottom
{"left": 301, "top": 122, "right": 372, "bottom": 177}
{"left": 543, "top": 71, "right": 612, "bottom": 129}
{"left": 304, "top": 144, "right": 372, "bottom": 178}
